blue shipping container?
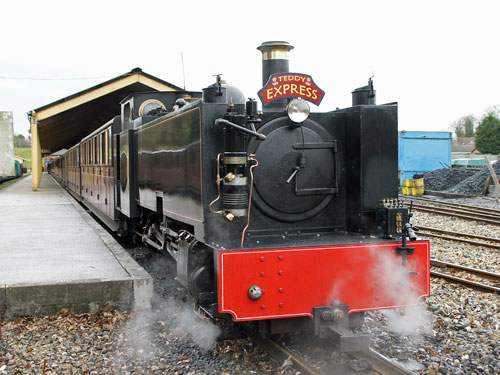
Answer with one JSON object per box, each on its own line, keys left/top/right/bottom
{"left": 398, "top": 131, "right": 452, "bottom": 184}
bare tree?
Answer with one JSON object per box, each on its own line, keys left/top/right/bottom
{"left": 450, "top": 115, "right": 477, "bottom": 138}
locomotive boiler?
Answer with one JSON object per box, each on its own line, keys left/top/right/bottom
{"left": 51, "top": 41, "right": 430, "bottom": 351}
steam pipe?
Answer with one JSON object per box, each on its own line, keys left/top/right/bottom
{"left": 215, "top": 118, "right": 266, "bottom": 141}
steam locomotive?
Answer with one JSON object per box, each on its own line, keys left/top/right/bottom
{"left": 50, "top": 41, "right": 430, "bottom": 351}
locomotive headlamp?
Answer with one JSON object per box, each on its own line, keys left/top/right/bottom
{"left": 286, "top": 98, "right": 310, "bottom": 124}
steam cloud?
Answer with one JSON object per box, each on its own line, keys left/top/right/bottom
{"left": 382, "top": 305, "right": 433, "bottom": 336}
{"left": 114, "top": 256, "right": 221, "bottom": 368}
{"left": 369, "top": 245, "right": 433, "bottom": 336}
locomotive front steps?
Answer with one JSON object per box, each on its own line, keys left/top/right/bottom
{"left": 0, "top": 173, "right": 153, "bottom": 320}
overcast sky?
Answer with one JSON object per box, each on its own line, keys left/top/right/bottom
{"left": 1, "top": 0, "right": 499, "bottom": 137}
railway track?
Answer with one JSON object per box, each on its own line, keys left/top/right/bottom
{"left": 400, "top": 197, "right": 500, "bottom": 224}
{"left": 248, "top": 329, "right": 418, "bottom": 375}
{"left": 401, "top": 196, "right": 500, "bottom": 216}
{"left": 431, "top": 259, "right": 500, "bottom": 294}
{"left": 417, "top": 225, "right": 500, "bottom": 249}
{"left": 409, "top": 203, "right": 500, "bottom": 225}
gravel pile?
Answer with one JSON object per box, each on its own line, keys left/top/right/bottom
{"left": 423, "top": 162, "right": 500, "bottom": 196}
{"left": 447, "top": 161, "right": 500, "bottom": 195}
{"left": 423, "top": 168, "right": 478, "bottom": 192}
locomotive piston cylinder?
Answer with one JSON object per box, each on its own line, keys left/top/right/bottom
{"left": 222, "top": 175, "right": 248, "bottom": 217}
{"left": 216, "top": 111, "right": 251, "bottom": 218}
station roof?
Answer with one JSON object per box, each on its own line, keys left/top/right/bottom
{"left": 29, "top": 68, "right": 183, "bottom": 154}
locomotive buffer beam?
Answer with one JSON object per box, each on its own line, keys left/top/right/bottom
{"left": 313, "top": 303, "right": 370, "bottom": 352}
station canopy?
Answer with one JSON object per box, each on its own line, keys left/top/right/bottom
{"left": 29, "top": 68, "right": 183, "bottom": 154}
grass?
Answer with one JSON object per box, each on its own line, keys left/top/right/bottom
{"left": 15, "top": 147, "right": 32, "bottom": 169}
{"left": 0, "top": 148, "right": 32, "bottom": 192}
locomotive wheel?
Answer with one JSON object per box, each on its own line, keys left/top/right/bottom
{"left": 189, "top": 265, "right": 213, "bottom": 296}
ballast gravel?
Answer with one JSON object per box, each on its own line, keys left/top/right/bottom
{"left": 0, "top": 250, "right": 278, "bottom": 375}
{"left": 360, "top": 203, "right": 500, "bottom": 375}
{"left": 1, "top": 198, "right": 499, "bottom": 375}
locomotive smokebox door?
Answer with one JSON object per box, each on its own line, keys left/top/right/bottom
{"left": 248, "top": 116, "right": 338, "bottom": 222}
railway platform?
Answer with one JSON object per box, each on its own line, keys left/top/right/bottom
{"left": 0, "top": 173, "right": 152, "bottom": 320}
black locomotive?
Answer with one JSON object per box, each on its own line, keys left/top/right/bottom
{"left": 50, "top": 41, "right": 430, "bottom": 351}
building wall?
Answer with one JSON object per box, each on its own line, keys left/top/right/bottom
{"left": 0, "top": 111, "right": 15, "bottom": 177}
{"left": 398, "top": 131, "right": 452, "bottom": 183}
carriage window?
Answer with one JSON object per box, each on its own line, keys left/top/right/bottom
{"left": 94, "top": 137, "right": 99, "bottom": 165}
{"left": 108, "top": 128, "right": 112, "bottom": 164}
{"left": 102, "top": 132, "right": 106, "bottom": 165}
{"left": 124, "top": 103, "right": 132, "bottom": 125}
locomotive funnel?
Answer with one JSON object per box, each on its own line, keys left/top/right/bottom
{"left": 257, "top": 41, "right": 294, "bottom": 111}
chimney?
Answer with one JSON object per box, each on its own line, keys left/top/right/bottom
{"left": 257, "top": 41, "right": 294, "bottom": 111}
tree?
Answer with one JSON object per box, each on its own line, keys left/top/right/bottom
{"left": 450, "top": 115, "right": 476, "bottom": 138}
{"left": 475, "top": 113, "right": 500, "bottom": 154}
{"left": 14, "top": 133, "right": 30, "bottom": 148}
{"left": 483, "top": 105, "right": 500, "bottom": 117}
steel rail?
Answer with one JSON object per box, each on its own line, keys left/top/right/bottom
{"left": 418, "top": 228, "right": 500, "bottom": 250}
{"left": 410, "top": 205, "right": 500, "bottom": 226}
{"left": 431, "top": 270, "right": 500, "bottom": 293}
{"left": 401, "top": 196, "right": 500, "bottom": 216}
{"left": 418, "top": 225, "right": 500, "bottom": 244}
{"left": 402, "top": 197, "right": 500, "bottom": 215}
{"left": 350, "top": 348, "right": 418, "bottom": 375}
{"left": 410, "top": 203, "right": 500, "bottom": 221}
{"left": 246, "top": 330, "right": 322, "bottom": 375}
{"left": 431, "top": 259, "right": 500, "bottom": 282}
{"left": 248, "top": 328, "right": 419, "bottom": 375}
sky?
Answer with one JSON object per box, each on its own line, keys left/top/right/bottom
{"left": 1, "top": 0, "right": 499, "bottom": 138}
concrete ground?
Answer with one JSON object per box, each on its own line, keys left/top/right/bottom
{"left": 0, "top": 173, "right": 152, "bottom": 320}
